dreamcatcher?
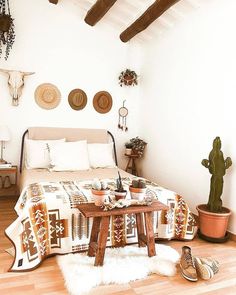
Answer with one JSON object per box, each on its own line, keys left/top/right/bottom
{"left": 118, "top": 100, "right": 128, "bottom": 132}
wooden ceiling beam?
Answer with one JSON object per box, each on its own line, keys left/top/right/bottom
{"left": 85, "top": 0, "right": 118, "bottom": 26}
{"left": 49, "top": 0, "right": 58, "bottom": 4}
{"left": 120, "top": 0, "right": 180, "bottom": 42}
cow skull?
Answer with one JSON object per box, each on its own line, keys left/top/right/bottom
{"left": 0, "top": 68, "right": 35, "bottom": 106}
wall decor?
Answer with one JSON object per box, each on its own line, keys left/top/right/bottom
{"left": 0, "top": 68, "right": 35, "bottom": 106}
{"left": 68, "top": 88, "right": 87, "bottom": 110}
{"left": 118, "top": 69, "right": 138, "bottom": 87}
{"left": 118, "top": 100, "right": 128, "bottom": 131}
{"left": 34, "top": 83, "right": 61, "bottom": 110}
{"left": 0, "top": 0, "right": 15, "bottom": 60}
{"left": 93, "top": 91, "right": 112, "bottom": 114}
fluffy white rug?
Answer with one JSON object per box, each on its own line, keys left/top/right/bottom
{"left": 57, "top": 244, "right": 180, "bottom": 295}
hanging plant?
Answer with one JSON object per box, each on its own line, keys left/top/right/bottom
{"left": 118, "top": 69, "right": 138, "bottom": 87}
{"left": 0, "top": 0, "right": 15, "bottom": 60}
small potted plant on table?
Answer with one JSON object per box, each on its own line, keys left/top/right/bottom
{"left": 197, "top": 137, "right": 232, "bottom": 242}
{"left": 129, "top": 179, "right": 147, "bottom": 201}
{"left": 130, "top": 137, "right": 147, "bottom": 157}
{"left": 91, "top": 179, "right": 110, "bottom": 206}
{"left": 114, "top": 172, "right": 127, "bottom": 201}
{"left": 125, "top": 142, "right": 133, "bottom": 155}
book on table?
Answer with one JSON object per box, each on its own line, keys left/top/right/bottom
{"left": 0, "top": 163, "right": 12, "bottom": 169}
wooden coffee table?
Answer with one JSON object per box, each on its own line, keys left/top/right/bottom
{"left": 77, "top": 201, "right": 169, "bottom": 266}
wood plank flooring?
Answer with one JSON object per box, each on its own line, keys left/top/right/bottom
{"left": 0, "top": 196, "right": 236, "bottom": 295}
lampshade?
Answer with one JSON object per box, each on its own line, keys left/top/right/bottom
{"left": 0, "top": 125, "right": 11, "bottom": 141}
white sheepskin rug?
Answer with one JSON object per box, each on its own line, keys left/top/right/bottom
{"left": 57, "top": 244, "right": 179, "bottom": 295}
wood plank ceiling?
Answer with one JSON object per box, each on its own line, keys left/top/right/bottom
{"left": 49, "top": 0, "right": 202, "bottom": 42}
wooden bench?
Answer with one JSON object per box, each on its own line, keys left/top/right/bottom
{"left": 77, "top": 201, "right": 169, "bottom": 266}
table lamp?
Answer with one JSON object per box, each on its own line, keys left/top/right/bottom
{"left": 0, "top": 125, "right": 11, "bottom": 164}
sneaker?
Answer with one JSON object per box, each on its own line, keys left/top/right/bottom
{"left": 180, "top": 246, "right": 198, "bottom": 282}
{"left": 200, "top": 257, "right": 219, "bottom": 275}
{"left": 194, "top": 257, "right": 213, "bottom": 280}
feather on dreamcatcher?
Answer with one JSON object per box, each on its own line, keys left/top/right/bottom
{"left": 118, "top": 100, "right": 128, "bottom": 132}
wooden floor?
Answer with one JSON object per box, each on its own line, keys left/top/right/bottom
{"left": 0, "top": 196, "right": 236, "bottom": 295}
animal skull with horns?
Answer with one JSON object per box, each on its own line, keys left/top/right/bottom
{"left": 0, "top": 68, "right": 35, "bottom": 106}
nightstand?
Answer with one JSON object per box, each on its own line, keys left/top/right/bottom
{"left": 0, "top": 165, "right": 19, "bottom": 197}
{"left": 125, "top": 154, "right": 139, "bottom": 176}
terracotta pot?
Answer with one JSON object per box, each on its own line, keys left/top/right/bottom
{"left": 92, "top": 189, "right": 110, "bottom": 206}
{"left": 123, "top": 75, "right": 134, "bottom": 85}
{"left": 114, "top": 190, "right": 127, "bottom": 201}
{"left": 125, "top": 148, "right": 132, "bottom": 155}
{"left": 0, "top": 14, "right": 11, "bottom": 32}
{"left": 196, "top": 204, "right": 231, "bottom": 239}
{"left": 129, "top": 186, "right": 146, "bottom": 201}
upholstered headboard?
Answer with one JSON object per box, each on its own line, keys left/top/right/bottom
{"left": 20, "top": 127, "right": 117, "bottom": 172}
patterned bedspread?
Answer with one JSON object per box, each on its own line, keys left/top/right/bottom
{"left": 5, "top": 177, "right": 197, "bottom": 271}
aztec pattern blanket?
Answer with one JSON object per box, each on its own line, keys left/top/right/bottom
{"left": 5, "top": 178, "right": 197, "bottom": 271}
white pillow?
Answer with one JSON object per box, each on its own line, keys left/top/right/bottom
{"left": 88, "top": 143, "right": 116, "bottom": 168}
{"left": 50, "top": 140, "right": 90, "bottom": 171}
{"left": 25, "top": 138, "right": 65, "bottom": 169}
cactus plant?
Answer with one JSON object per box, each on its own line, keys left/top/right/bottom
{"left": 116, "top": 171, "right": 124, "bottom": 192}
{"left": 91, "top": 179, "right": 109, "bottom": 206}
{"left": 92, "top": 179, "right": 108, "bottom": 191}
{"left": 201, "top": 137, "right": 232, "bottom": 213}
{"left": 114, "top": 171, "right": 127, "bottom": 200}
{"left": 131, "top": 179, "right": 146, "bottom": 189}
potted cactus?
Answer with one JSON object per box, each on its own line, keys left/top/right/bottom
{"left": 197, "top": 137, "right": 232, "bottom": 242}
{"left": 129, "top": 179, "right": 147, "bottom": 201}
{"left": 91, "top": 179, "right": 110, "bottom": 206}
{"left": 114, "top": 171, "right": 127, "bottom": 201}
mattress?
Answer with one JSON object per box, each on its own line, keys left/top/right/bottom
{"left": 20, "top": 167, "right": 131, "bottom": 191}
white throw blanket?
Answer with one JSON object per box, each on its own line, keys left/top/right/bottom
{"left": 5, "top": 177, "right": 196, "bottom": 271}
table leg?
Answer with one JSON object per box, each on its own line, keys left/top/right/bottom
{"left": 135, "top": 213, "right": 146, "bottom": 247}
{"left": 95, "top": 216, "right": 110, "bottom": 266}
{"left": 144, "top": 212, "right": 156, "bottom": 257}
{"left": 88, "top": 217, "right": 101, "bottom": 257}
{"left": 132, "top": 159, "right": 137, "bottom": 175}
{"left": 125, "top": 157, "right": 131, "bottom": 172}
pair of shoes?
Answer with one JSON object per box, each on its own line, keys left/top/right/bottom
{"left": 180, "top": 246, "right": 220, "bottom": 282}
{"left": 180, "top": 246, "right": 198, "bottom": 282}
{"left": 194, "top": 257, "right": 220, "bottom": 280}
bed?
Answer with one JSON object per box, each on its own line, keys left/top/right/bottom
{"left": 5, "top": 127, "right": 197, "bottom": 272}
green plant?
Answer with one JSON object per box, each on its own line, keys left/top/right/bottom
{"left": 201, "top": 137, "right": 232, "bottom": 213}
{"left": 116, "top": 171, "right": 125, "bottom": 192}
{"left": 125, "top": 142, "right": 133, "bottom": 149}
{"left": 131, "top": 179, "right": 146, "bottom": 188}
{"left": 130, "top": 137, "right": 147, "bottom": 157}
{"left": 92, "top": 179, "right": 108, "bottom": 190}
{"left": 118, "top": 69, "right": 138, "bottom": 87}
{"left": 0, "top": 0, "right": 15, "bottom": 60}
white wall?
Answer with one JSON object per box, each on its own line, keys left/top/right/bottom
{"left": 139, "top": 0, "right": 236, "bottom": 233}
{"left": 0, "top": 0, "right": 141, "bottom": 169}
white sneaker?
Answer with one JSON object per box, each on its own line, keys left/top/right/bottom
{"left": 194, "top": 257, "right": 214, "bottom": 280}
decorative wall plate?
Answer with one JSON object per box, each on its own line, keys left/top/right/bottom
{"left": 34, "top": 83, "right": 61, "bottom": 110}
{"left": 68, "top": 89, "right": 87, "bottom": 110}
{"left": 93, "top": 91, "right": 113, "bottom": 114}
